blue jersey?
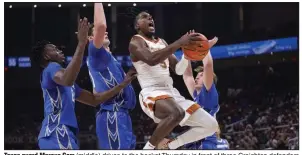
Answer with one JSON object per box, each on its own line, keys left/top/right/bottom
{"left": 38, "top": 62, "right": 82, "bottom": 139}
{"left": 193, "top": 83, "right": 220, "bottom": 143}
{"left": 215, "top": 138, "right": 229, "bottom": 150}
{"left": 87, "top": 42, "right": 136, "bottom": 111}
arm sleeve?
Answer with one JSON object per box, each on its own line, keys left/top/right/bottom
{"left": 87, "top": 41, "right": 112, "bottom": 71}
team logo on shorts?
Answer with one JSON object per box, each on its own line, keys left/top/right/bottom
{"left": 107, "top": 112, "right": 120, "bottom": 149}
{"left": 56, "top": 125, "right": 73, "bottom": 149}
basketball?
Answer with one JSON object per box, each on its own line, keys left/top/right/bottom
{"left": 182, "top": 34, "right": 210, "bottom": 61}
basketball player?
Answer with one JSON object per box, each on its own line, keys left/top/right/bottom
{"left": 86, "top": 3, "right": 137, "bottom": 149}
{"left": 129, "top": 11, "right": 219, "bottom": 149}
{"left": 182, "top": 50, "right": 229, "bottom": 150}
{"left": 31, "top": 18, "right": 136, "bottom": 149}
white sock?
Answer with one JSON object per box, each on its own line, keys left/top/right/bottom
{"left": 168, "top": 127, "right": 214, "bottom": 149}
{"left": 143, "top": 141, "right": 156, "bottom": 150}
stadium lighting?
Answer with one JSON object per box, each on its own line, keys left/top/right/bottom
{"left": 58, "top": 4, "right": 61, "bottom": 8}
{"left": 34, "top": 4, "right": 37, "bottom": 8}
{"left": 9, "top": 5, "right": 12, "bottom": 8}
{"left": 83, "top": 4, "right": 86, "bottom": 7}
{"left": 133, "top": 3, "right": 137, "bottom": 6}
{"left": 108, "top": 3, "right": 111, "bottom": 7}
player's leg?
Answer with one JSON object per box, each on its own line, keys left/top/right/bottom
{"left": 167, "top": 108, "right": 218, "bottom": 149}
{"left": 39, "top": 136, "right": 58, "bottom": 149}
{"left": 96, "top": 111, "right": 112, "bottom": 149}
{"left": 116, "top": 111, "right": 136, "bottom": 149}
{"left": 96, "top": 110, "right": 135, "bottom": 149}
{"left": 144, "top": 98, "right": 185, "bottom": 149}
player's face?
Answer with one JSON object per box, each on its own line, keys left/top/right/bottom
{"left": 44, "top": 44, "right": 65, "bottom": 64}
{"left": 136, "top": 12, "right": 155, "bottom": 35}
{"left": 103, "top": 32, "right": 110, "bottom": 47}
{"left": 195, "top": 72, "right": 204, "bottom": 89}
{"left": 89, "top": 29, "right": 111, "bottom": 47}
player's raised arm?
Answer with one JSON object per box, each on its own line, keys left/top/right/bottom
{"left": 87, "top": 3, "right": 111, "bottom": 71}
{"left": 76, "top": 68, "right": 137, "bottom": 106}
{"left": 53, "top": 18, "right": 89, "bottom": 86}
{"left": 129, "top": 33, "right": 201, "bottom": 66}
{"left": 203, "top": 37, "right": 218, "bottom": 90}
{"left": 183, "top": 60, "right": 195, "bottom": 97}
{"left": 93, "top": 3, "right": 107, "bottom": 49}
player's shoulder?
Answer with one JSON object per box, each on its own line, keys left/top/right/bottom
{"left": 88, "top": 41, "right": 107, "bottom": 52}
{"left": 159, "top": 38, "right": 167, "bottom": 45}
{"left": 45, "top": 62, "right": 62, "bottom": 71}
{"left": 130, "top": 34, "right": 145, "bottom": 43}
{"left": 202, "top": 83, "right": 217, "bottom": 93}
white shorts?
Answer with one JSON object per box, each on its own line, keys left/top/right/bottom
{"left": 139, "top": 86, "right": 200, "bottom": 126}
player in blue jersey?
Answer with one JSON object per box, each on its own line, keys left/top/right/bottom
{"left": 86, "top": 3, "right": 137, "bottom": 149}
{"left": 182, "top": 45, "right": 229, "bottom": 150}
{"left": 31, "top": 18, "right": 137, "bottom": 150}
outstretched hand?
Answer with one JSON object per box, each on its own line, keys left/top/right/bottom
{"left": 77, "top": 17, "right": 90, "bottom": 44}
{"left": 121, "top": 67, "right": 137, "bottom": 86}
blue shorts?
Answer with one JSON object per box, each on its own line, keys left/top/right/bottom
{"left": 184, "top": 140, "right": 228, "bottom": 150}
{"left": 38, "top": 125, "right": 79, "bottom": 150}
{"left": 96, "top": 110, "right": 136, "bottom": 149}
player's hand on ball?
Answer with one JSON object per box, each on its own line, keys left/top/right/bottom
{"left": 208, "top": 36, "right": 218, "bottom": 48}
{"left": 77, "top": 17, "right": 90, "bottom": 44}
{"left": 177, "top": 31, "right": 202, "bottom": 46}
{"left": 122, "top": 67, "right": 137, "bottom": 86}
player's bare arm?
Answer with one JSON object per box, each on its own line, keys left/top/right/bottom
{"left": 77, "top": 68, "right": 137, "bottom": 106}
{"left": 93, "top": 3, "right": 107, "bottom": 49}
{"left": 129, "top": 33, "right": 201, "bottom": 66}
{"left": 168, "top": 55, "right": 178, "bottom": 74}
{"left": 53, "top": 18, "right": 89, "bottom": 86}
{"left": 203, "top": 37, "right": 218, "bottom": 90}
{"left": 183, "top": 61, "right": 195, "bottom": 97}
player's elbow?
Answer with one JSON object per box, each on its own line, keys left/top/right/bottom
{"left": 205, "top": 116, "right": 219, "bottom": 133}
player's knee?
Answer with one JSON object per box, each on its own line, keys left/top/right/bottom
{"left": 169, "top": 108, "right": 185, "bottom": 123}
{"left": 206, "top": 116, "right": 219, "bottom": 132}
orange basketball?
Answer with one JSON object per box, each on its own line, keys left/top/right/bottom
{"left": 182, "top": 34, "right": 210, "bottom": 61}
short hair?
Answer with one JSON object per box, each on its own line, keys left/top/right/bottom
{"left": 194, "top": 66, "right": 218, "bottom": 84}
{"left": 31, "top": 40, "right": 50, "bottom": 66}
{"left": 134, "top": 11, "right": 148, "bottom": 30}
